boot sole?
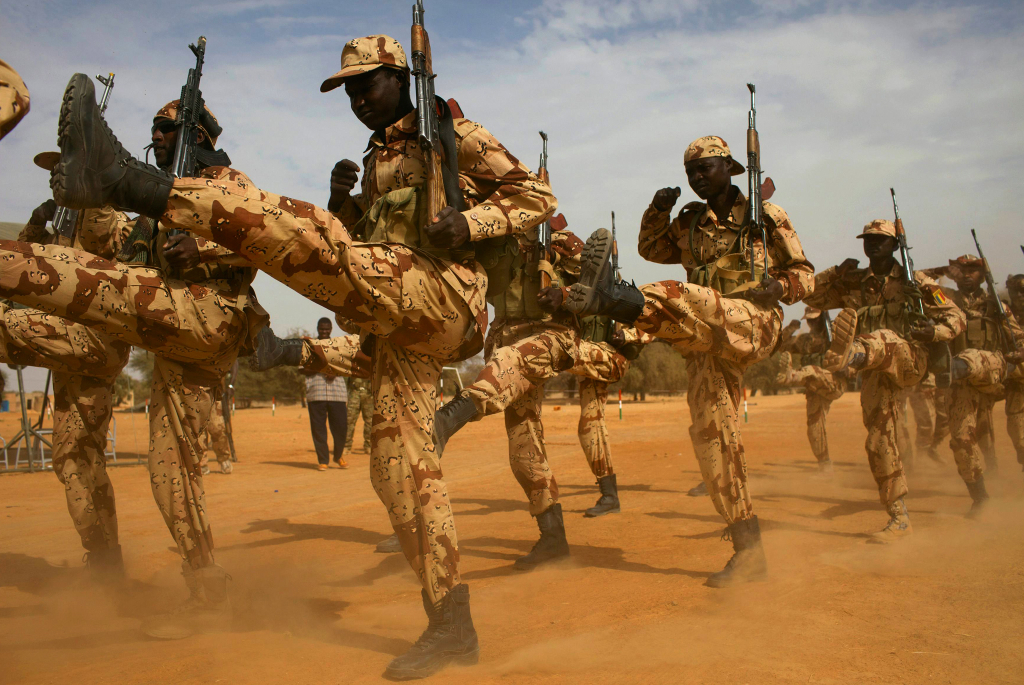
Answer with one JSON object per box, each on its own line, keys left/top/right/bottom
{"left": 705, "top": 571, "right": 768, "bottom": 588}
{"left": 383, "top": 645, "right": 480, "bottom": 680}
{"left": 583, "top": 506, "right": 620, "bottom": 518}
{"left": 53, "top": 73, "right": 95, "bottom": 209}
{"left": 565, "top": 228, "right": 614, "bottom": 315}
{"left": 512, "top": 550, "right": 571, "bottom": 571}
{"left": 823, "top": 308, "right": 858, "bottom": 372}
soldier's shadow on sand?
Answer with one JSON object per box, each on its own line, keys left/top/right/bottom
{"left": 0, "top": 553, "right": 72, "bottom": 595}
{"left": 459, "top": 536, "right": 711, "bottom": 580}
{"left": 222, "top": 518, "right": 393, "bottom": 550}
{"left": 263, "top": 460, "right": 327, "bottom": 470}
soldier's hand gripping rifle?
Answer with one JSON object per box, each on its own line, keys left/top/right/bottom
{"left": 53, "top": 73, "right": 116, "bottom": 239}
{"left": 745, "top": 84, "right": 776, "bottom": 283}
{"left": 972, "top": 228, "right": 1020, "bottom": 356}
{"left": 411, "top": 0, "right": 464, "bottom": 222}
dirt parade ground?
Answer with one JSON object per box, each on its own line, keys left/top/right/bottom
{"left": 1, "top": 393, "right": 1022, "bottom": 685}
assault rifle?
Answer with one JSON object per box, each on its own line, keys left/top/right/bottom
{"left": 822, "top": 310, "right": 834, "bottom": 346}
{"left": 971, "top": 228, "right": 1020, "bottom": 355}
{"left": 532, "top": 130, "right": 566, "bottom": 288}
{"left": 53, "top": 73, "right": 116, "bottom": 239}
{"left": 745, "top": 84, "right": 775, "bottom": 283}
{"left": 537, "top": 131, "right": 551, "bottom": 287}
{"left": 889, "top": 188, "right": 923, "bottom": 315}
{"left": 611, "top": 211, "right": 618, "bottom": 281}
{"left": 411, "top": 0, "right": 463, "bottom": 220}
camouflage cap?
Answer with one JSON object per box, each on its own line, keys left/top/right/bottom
{"left": 33, "top": 151, "right": 60, "bottom": 171}
{"left": 802, "top": 306, "right": 824, "bottom": 320}
{"left": 154, "top": 100, "right": 221, "bottom": 148}
{"left": 0, "top": 58, "right": 30, "bottom": 141}
{"left": 321, "top": 35, "right": 408, "bottom": 93}
{"left": 683, "top": 136, "right": 745, "bottom": 176}
{"left": 856, "top": 219, "right": 896, "bottom": 239}
{"left": 949, "top": 254, "right": 983, "bottom": 268}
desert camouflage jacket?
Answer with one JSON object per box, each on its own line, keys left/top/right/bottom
{"left": 805, "top": 263, "right": 964, "bottom": 343}
{"left": 637, "top": 187, "right": 814, "bottom": 304}
{"left": 19, "top": 206, "right": 131, "bottom": 259}
{"left": 335, "top": 110, "right": 556, "bottom": 242}
{"left": 948, "top": 286, "right": 1023, "bottom": 354}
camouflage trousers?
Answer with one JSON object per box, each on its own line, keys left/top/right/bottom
{"left": 948, "top": 349, "right": 1006, "bottom": 483}
{"left": 907, "top": 379, "right": 939, "bottom": 451}
{"left": 160, "top": 178, "right": 486, "bottom": 603}
{"left": 201, "top": 399, "right": 232, "bottom": 468}
{"left": 463, "top": 319, "right": 580, "bottom": 515}
{"left": 0, "top": 241, "right": 249, "bottom": 569}
{"left": 302, "top": 335, "right": 368, "bottom": 378}
{"left": 637, "top": 281, "right": 782, "bottom": 524}
{"left": 789, "top": 366, "right": 844, "bottom": 464}
{"left": 1007, "top": 381, "right": 1024, "bottom": 467}
{"left": 346, "top": 386, "right": 372, "bottom": 452}
{"left": 855, "top": 329, "right": 928, "bottom": 507}
{"left": 569, "top": 340, "right": 629, "bottom": 479}
{"left": 0, "top": 304, "right": 128, "bottom": 552}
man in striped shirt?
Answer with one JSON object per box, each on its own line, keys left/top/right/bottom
{"left": 305, "top": 318, "right": 349, "bottom": 471}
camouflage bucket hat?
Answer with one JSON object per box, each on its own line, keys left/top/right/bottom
{"left": 857, "top": 219, "right": 896, "bottom": 239}
{"left": 683, "top": 136, "right": 745, "bottom": 176}
{"left": 33, "top": 150, "right": 60, "bottom": 171}
{"left": 321, "top": 35, "right": 409, "bottom": 93}
{"left": 154, "top": 100, "right": 221, "bottom": 148}
{"left": 0, "top": 58, "right": 30, "bottom": 141}
{"left": 949, "top": 254, "right": 983, "bottom": 268}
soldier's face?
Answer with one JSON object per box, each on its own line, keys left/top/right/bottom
{"left": 684, "top": 157, "right": 731, "bottom": 200}
{"left": 955, "top": 266, "right": 985, "bottom": 291}
{"left": 317, "top": 322, "right": 333, "bottom": 339}
{"left": 345, "top": 68, "right": 403, "bottom": 131}
{"left": 151, "top": 120, "right": 178, "bottom": 169}
{"left": 861, "top": 234, "right": 897, "bottom": 261}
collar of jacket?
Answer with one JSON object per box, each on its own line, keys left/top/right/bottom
{"left": 365, "top": 110, "right": 419, "bottom": 151}
{"left": 695, "top": 186, "right": 748, "bottom": 231}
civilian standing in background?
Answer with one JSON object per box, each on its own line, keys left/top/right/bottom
{"left": 305, "top": 318, "right": 348, "bottom": 471}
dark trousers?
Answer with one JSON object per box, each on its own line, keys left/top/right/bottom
{"left": 308, "top": 401, "right": 348, "bottom": 465}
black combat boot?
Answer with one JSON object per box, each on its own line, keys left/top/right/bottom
{"left": 965, "top": 476, "right": 989, "bottom": 519}
{"left": 432, "top": 394, "right": 479, "bottom": 457}
{"left": 564, "top": 228, "right": 646, "bottom": 323}
{"left": 584, "top": 474, "right": 620, "bottom": 517}
{"left": 383, "top": 584, "right": 479, "bottom": 681}
{"left": 249, "top": 327, "right": 303, "bottom": 371}
{"left": 513, "top": 503, "right": 570, "bottom": 571}
{"left": 823, "top": 308, "right": 866, "bottom": 372}
{"left": 52, "top": 73, "right": 173, "bottom": 217}
{"left": 83, "top": 543, "right": 125, "bottom": 583}
{"left": 705, "top": 516, "right": 768, "bottom": 588}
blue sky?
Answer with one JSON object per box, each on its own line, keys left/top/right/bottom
{"left": 3, "top": 0, "right": 1023, "bottom": 389}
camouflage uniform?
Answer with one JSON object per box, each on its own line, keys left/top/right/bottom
{"left": 0, "top": 164, "right": 266, "bottom": 570}
{"left": 458, "top": 230, "right": 583, "bottom": 515}
{"left": 1008, "top": 285, "right": 1024, "bottom": 468}
{"left": 946, "top": 274, "right": 1022, "bottom": 483}
{"left": 636, "top": 139, "right": 814, "bottom": 525}
{"left": 907, "top": 373, "right": 944, "bottom": 459}
{"left": 0, "top": 58, "right": 29, "bottom": 140}
{"left": 805, "top": 228, "right": 965, "bottom": 510}
{"left": 345, "top": 376, "right": 372, "bottom": 452}
{"left": 778, "top": 329, "right": 844, "bottom": 464}
{"left": 0, "top": 206, "right": 131, "bottom": 553}
{"left": 568, "top": 337, "right": 630, "bottom": 479}
{"left": 156, "top": 90, "right": 555, "bottom": 602}
{"left": 201, "top": 399, "right": 233, "bottom": 470}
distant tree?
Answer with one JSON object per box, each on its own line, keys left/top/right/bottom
{"left": 610, "top": 341, "right": 688, "bottom": 400}
{"left": 235, "top": 327, "right": 309, "bottom": 403}
{"left": 743, "top": 352, "right": 788, "bottom": 396}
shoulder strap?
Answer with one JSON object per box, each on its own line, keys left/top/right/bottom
{"left": 435, "top": 95, "right": 465, "bottom": 213}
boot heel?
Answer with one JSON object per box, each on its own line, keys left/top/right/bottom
{"left": 454, "top": 647, "right": 480, "bottom": 666}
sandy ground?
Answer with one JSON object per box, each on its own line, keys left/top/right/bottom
{"left": 1, "top": 393, "right": 1022, "bottom": 685}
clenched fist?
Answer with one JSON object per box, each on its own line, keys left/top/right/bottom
{"left": 327, "top": 159, "right": 360, "bottom": 213}
{"left": 652, "top": 187, "right": 681, "bottom": 212}
{"left": 424, "top": 206, "right": 470, "bottom": 249}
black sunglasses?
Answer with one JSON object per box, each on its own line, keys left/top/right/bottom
{"left": 151, "top": 120, "right": 178, "bottom": 136}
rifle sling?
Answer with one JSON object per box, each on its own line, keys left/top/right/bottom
{"left": 434, "top": 95, "right": 464, "bottom": 212}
